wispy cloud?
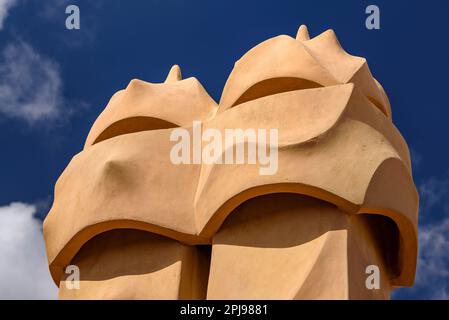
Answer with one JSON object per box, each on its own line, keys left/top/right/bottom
{"left": 39, "top": 0, "right": 72, "bottom": 18}
{"left": 419, "top": 172, "right": 449, "bottom": 217}
{"left": 395, "top": 171, "right": 449, "bottom": 299}
{"left": 0, "top": 0, "right": 18, "bottom": 30}
{"left": 410, "top": 148, "right": 423, "bottom": 170}
{"left": 0, "top": 41, "right": 67, "bottom": 125}
{"left": 415, "top": 172, "right": 449, "bottom": 299}
{"left": 414, "top": 218, "right": 449, "bottom": 299}
{"left": 0, "top": 202, "right": 57, "bottom": 299}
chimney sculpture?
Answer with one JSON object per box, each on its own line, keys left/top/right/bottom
{"left": 44, "top": 26, "right": 418, "bottom": 299}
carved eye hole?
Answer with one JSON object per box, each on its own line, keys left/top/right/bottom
{"left": 92, "top": 116, "right": 178, "bottom": 145}
{"left": 231, "top": 77, "right": 322, "bottom": 108}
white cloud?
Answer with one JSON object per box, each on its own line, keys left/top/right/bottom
{"left": 419, "top": 173, "right": 449, "bottom": 214}
{"left": 394, "top": 172, "right": 449, "bottom": 299}
{"left": 0, "top": 202, "right": 57, "bottom": 299}
{"left": 0, "top": 0, "right": 17, "bottom": 30}
{"left": 0, "top": 41, "right": 66, "bottom": 124}
{"left": 413, "top": 218, "right": 449, "bottom": 299}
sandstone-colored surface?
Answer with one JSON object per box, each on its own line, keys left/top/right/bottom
{"left": 44, "top": 25, "right": 419, "bottom": 299}
{"left": 207, "top": 194, "right": 392, "bottom": 299}
{"left": 59, "top": 229, "right": 210, "bottom": 299}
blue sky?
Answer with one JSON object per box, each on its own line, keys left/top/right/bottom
{"left": 0, "top": 0, "right": 448, "bottom": 299}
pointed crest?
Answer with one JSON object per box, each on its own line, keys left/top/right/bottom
{"left": 296, "top": 25, "right": 310, "bottom": 41}
{"left": 165, "top": 65, "right": 182, "bottom": 83}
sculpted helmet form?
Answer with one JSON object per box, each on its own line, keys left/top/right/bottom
{"left": 44, "top": 25, "right": 418, "bottom": 299}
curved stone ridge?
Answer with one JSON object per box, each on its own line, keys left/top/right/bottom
{"left": 84, "top": 65, "right": 218, "bottom": 147}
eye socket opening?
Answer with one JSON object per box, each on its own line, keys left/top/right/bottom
{"left": 231, "top": 77, "right": 323, "bottom": 108}
{"left": 229, "top": 77, "right": 390, "bottom": 118}
{"left": 92, "top": 116, "right": 178, "bottom": 146}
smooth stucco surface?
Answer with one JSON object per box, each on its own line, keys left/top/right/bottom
{"left": 44, "top": 25, "right": 419, "bottom": 299}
